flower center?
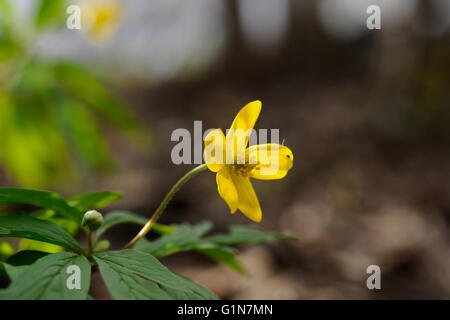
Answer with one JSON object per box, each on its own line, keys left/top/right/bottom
{"left": 231, "top": 163, "right": 257, "bottom": 178}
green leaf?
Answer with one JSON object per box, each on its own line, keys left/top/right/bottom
{"left": 95, "top": 258, "right": 173, "bottom": 300}
{"left": 94, "top": 240, "right": 110, "bottom": 252}
{"left": 94, "top": 250, "right": 217, "bottom": 300}
{"left": 134, "top": 221, "right": 213, "bottom": 257}
{"left": 68, "top": 191, "right": 123, "bottom": 211}
{"left": 20, "top": 210, "right": 80, "bottom": 253}
{"left": 136, "top": 237, "right": 246, "bottom": 272}
{"left": 137, "top": 238, "right": 246, "bottom": 273}
{"left": 205, "top": 225, "right": 296, "bottom": 245}
{"left": 0, "top": 240, "right": 14, "bottom": 259}
{"left": 6, "top": 250, "right": 49, "bottom": 266}
{"left": 35, "top": 0, "right": 66, "bottom": 28}
{"left": 196, "top": 246, "right": 246, "bottom": 274}
{"left": 150, "top": 223, "right": 175, "bottom": 235}
{"left": 30, "top": 210, "right": 79, "bottom": 235}
{"left": 159, "top": 276, "right": 217, "bottom": 300}
{"left": 0, "top": 252, "right": 91, "bottom": 300}
{"left": 19, "top": 239, "right": 64, "bottom": 254}
{"left": 1, "top": 263, "right": 28, "bottom": 283}
{"left": 0, "top": 213, "right": 85, "bottom": 254}
{"left": 95, "top": 210, "right": 173, "bottom": 241}
{"left": 0, "top": 188, "right": 83, "bottom": 223}
{"left": 134, "top": 223, "right": 293, "bottom": 273}
{"left": 0, "top": 263, "right": 5, "bottom": 277}
{"left": 135, "top": 227, "right": 246, "bottom": 273}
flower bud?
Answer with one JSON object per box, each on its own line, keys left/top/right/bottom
{"left": 82, "top": 210, "right": 103, "bottom": 231}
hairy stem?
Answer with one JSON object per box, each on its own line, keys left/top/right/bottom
{"left": 87, "top": 230, "right": 93, "bottom": 256}
{"left": 123, "top": 164, "right": 208, "bottom": 249}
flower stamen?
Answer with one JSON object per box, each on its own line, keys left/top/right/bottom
{"left": 232, "top": 163, "right": 258, "bottom": 177}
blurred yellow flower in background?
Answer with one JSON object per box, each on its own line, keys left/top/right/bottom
{"left": 204, "top": 101, "right": 294, "bottom": 223}
{"left": 79, "top": 0, "right": 122, "bottom": 43}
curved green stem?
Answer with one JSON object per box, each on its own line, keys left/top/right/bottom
{"left": 123, "top": 164, "right": 208, "bottom": 249}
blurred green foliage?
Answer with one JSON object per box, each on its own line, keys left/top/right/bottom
{"left": 0, "top": 0, "right": 148, "bottom": 187}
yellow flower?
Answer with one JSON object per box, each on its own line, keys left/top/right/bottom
{"left": 80, "top": 0, "right": 121, "bottom": 43}
{"left": 204, "top": 101, "right": 293, "bottom": 222}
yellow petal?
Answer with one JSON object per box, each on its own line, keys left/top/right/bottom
{"left": 228, "top": 100, "right": 262, "bottom": 135}
{"left": 226, "top": 101, "right": 262, "bottom": 163}
{"left": 230, "top": 174, "right": 262, "bottom": 222}
{"left": 216, "top": 166, "right": 238, "bottom": 213}
{"left": 204, "top": 128, "right": 226, "bottom": 172}
{"left": 247, "top": 144, "right": 293, "bottom": 180}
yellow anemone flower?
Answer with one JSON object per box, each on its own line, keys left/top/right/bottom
{"left": 80, "top": 0, "right": 121, "bottom": 43}
{"left": 204, "top": 101, "right": 293, "bottom": 223}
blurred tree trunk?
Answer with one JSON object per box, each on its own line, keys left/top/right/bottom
{"left": 220, "top": 0, "right": 290, "bottom": 79}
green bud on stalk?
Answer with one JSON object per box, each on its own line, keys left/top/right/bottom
{"left": 82, "top": 210, "right": 103, "bottom": 231}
